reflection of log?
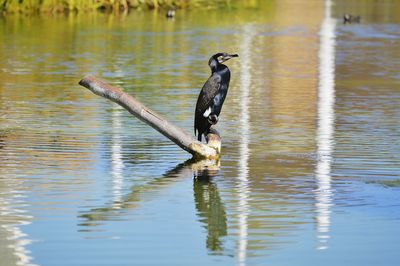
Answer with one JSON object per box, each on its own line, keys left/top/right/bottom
{"left": 79, "top": 160, "right": 193, "bottom": 224}
{"left": 79, "top": 75, "right": 221, "bottom": 159}
{"left": 79, "top": 158, "right": 221, "bottom": 224}
{"left": 79, "top": 158, "right": 226, "bottom": 253}
{"left": 191, "top": 158, "right": 221, "bottom": 180}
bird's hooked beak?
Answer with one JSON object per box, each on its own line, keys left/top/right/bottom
{"left": 218, "top": 53, "right": 239, "bottom": 64}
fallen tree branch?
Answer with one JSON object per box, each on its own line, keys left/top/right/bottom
{"left": 79, "top": 75, "right": 221, "bottom": 159}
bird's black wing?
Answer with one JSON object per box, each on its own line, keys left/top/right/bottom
{"left": 195, "top": 74, "right": 221, "bottom": 114}
{"left": 194, "top": 74, "right": 221, "bottom": 136}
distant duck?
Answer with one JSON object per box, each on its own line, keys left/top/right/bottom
{"left": 166, "top": 9, "right": 176, "bottom": 18}
{"left": 343, "top": 14, "right": 361, "bottom": 24}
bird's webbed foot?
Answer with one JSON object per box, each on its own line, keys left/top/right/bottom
{"left": 207, "top": 114, "right": 218, "bottom": 125}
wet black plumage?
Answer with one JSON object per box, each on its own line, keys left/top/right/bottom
{"left": 194, "top": 53, "right": 238, "bottom": 142}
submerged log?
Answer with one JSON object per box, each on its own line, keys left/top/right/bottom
{"left": 79, "top": 75, "right": 221, "bottom": 159}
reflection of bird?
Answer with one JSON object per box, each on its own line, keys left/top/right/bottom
{"left": 193, "top": 178, "right": 227, "bottom": 252}
{"left": 343, "top": 14, "right": 361, "bottom": 24}
{"left": 194, "top": 53, "right": 238, "bottom": 142}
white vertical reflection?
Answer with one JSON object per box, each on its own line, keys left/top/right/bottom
{"left": 111, "top": 108, "right": 124, "bottom": 208}
{"left": 315, "top": 0, "right": 336, "bottom": 250}
{"left": 237, "top": 24, "right": 253, "bottom": 266}
{"left": 0, "top": 191, "right": 36, "bottom": 266}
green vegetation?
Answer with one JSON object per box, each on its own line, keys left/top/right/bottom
{"left": 0, "top": 0, "right": 238, "bottom": 14}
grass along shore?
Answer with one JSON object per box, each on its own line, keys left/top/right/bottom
{"left": 0, "top": 0, "right": 238, "bottom": 14}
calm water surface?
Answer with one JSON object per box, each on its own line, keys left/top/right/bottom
{"left": 1, "top": 0, "right": 400, "bottom": 265}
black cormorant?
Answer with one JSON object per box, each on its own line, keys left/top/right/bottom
{"left": 194, "top": 52, "right": 238, "bottom": 142}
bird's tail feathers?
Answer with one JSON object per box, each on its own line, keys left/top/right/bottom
{"left": 197, "top": 133, "right": 202, "bottom": 142}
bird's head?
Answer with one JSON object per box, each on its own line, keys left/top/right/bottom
{"left": 208, "top": 52, "right": 239, "bottom": 71}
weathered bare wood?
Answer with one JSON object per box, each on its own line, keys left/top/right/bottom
{"left": 79, "top": 75, "right": 221, "bottom": 159}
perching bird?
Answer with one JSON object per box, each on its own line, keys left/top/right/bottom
{"left": 194, "top": 52, "right": 239, "bottom": 142}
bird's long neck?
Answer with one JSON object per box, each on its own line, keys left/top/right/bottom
{"left": 213, "top": 64, "right": 230, "bottom": 81}
{"left": 211, "top": 63, "right": 230, "bottom": 76}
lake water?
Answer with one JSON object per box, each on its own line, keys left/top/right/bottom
{"left": 1, "top": 0, "right": 399, "bottom": 265}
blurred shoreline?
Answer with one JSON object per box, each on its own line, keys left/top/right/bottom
{"left": 0, "top": 0, "right": 263, "bottom": 15}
